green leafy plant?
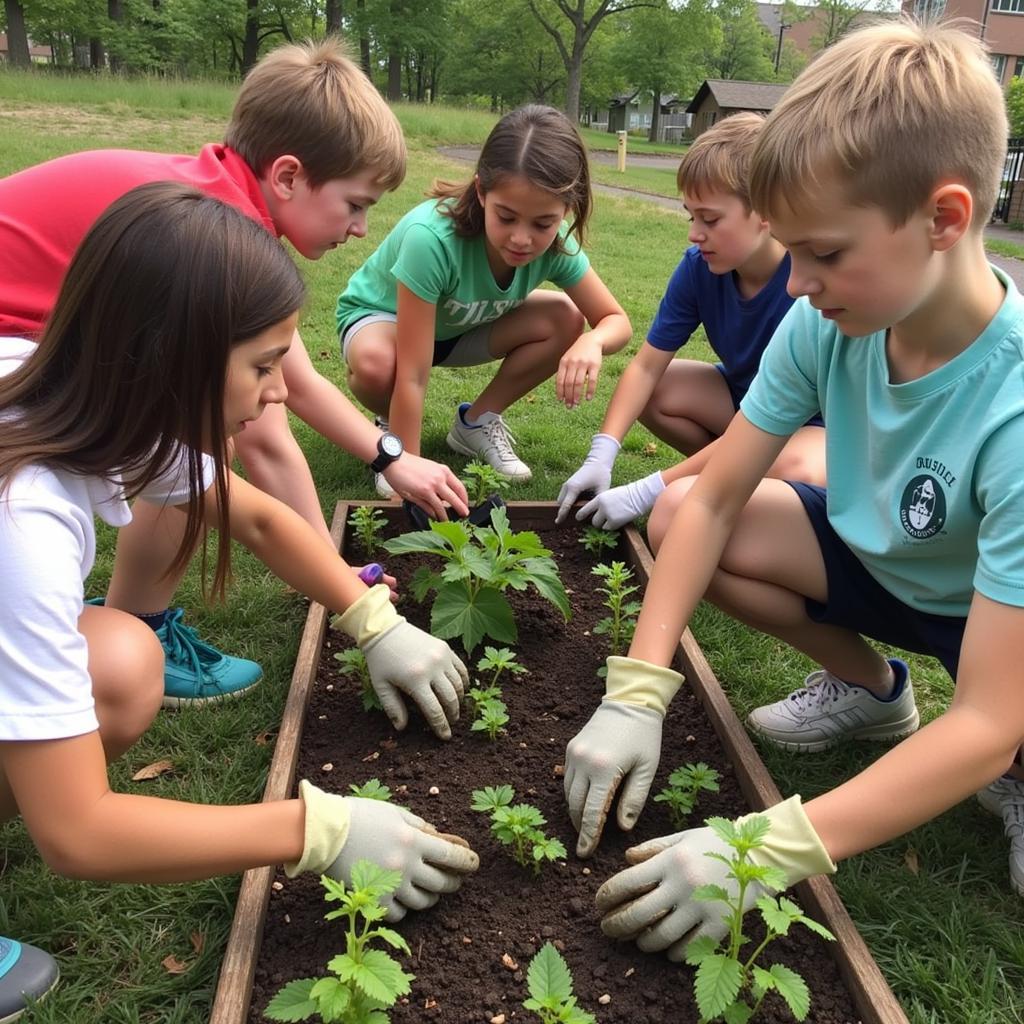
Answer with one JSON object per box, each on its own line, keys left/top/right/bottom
{"left": 333, "top": 648, "right": 382, "bottom": 713}
{"left": 685, "top": 816, "right": 835, "bottom": 1023}
{"left": 592, "top": 561, "right": 642, "bottom": 675}
{"left": 348, "top": 778, "right": 392, "bottom": 802}
{"left": 348, "top": 505, "right": 388, "bottom": 559}
{"left": 522, "top": 941, "right": 596, "bottom": 1024}
{"left": 471, "top": 786, "right": 566, "bottom": 875}
{"left": 461, "top": 459, "right": 511, "bottom": 505}
{"left": 467, "top": 682, "right": 503, "bottom": 714}
{"left": 264, "top": 861, "right": 413, "bottom": 1023}
{"left": 471, "top": 697, "right": 509, "bottom": 740}
{"left": 383, "top": 506, "right": 570, "bottom": 654}
{"left": 477, "top": 645, "right": 528, "bottom": 686}
{"left": 578, "top": 526, "right": 618, "bottom": 557}
{"left": 653, "top": 762, "right": 720, "bottom": 829}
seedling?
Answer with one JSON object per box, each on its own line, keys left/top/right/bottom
{"left": 523, "top": 942, "right": 596, "bottom": 1024}
{"left": 685, "top": 816, "right": 835, "bottom": 1023}
{"left": 333, "top": 648, "right": 382, "bottom": 713}
{"left": 477, "top": 645, "right": 528, "bottom": 686}
{"left": 471, "top": 697, "right": 509, "bottom": 740}
{"left": 264, "top": 860, "right": 413, "bottom": 1023}
{"left": 467, "top": 683, "right": 503, "bottom": 715}
{"left": 348, "top": 505, "right": 387, "bottom": 558}
{"left": 471, "top": 786, "right": 567, "bottom": 875}
{"left": 578, "top": 525, "right": 618, "bottom": 557}
{"left": 592, "top": 561, "right": 641, "bottom": 674}
{"left": 462, "top": 459, "right": 511, "bottom": 505}
{"left": 348, "top": 778, "right": 392, "bottom": 802}
{"left": 653, "top": 762, "right": 721, "bottom": 830}
{"left": 383, "top": 505, "right": 570, "bottom": 654}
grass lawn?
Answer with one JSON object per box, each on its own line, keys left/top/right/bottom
{"left": 986, "top": 236, "right": 1024, "bottom": 261}
{"left": 1, "top": 73, "right": 1022, "bottom": 1024}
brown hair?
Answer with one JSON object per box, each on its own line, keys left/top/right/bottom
{"left": 430, "top": 104, "right": 592, "bottom": 252}
{"left": 750, "top": 18, "right": 1007, "bottom": 228}
{"left": 225, "top": 36, "right": 406, "bottom": 192}
{"left": 677, "top": 112, "right": 766, "bottom": 211}
{"left": 0, "top": 182, "right": 306, "bottom": 598}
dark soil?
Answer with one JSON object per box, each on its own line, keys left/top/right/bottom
{"left": 246, "top": 513, "right": 863, "bottom": 1024}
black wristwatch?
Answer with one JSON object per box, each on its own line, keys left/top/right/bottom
{"left": 370, "top": 431, "right": 404, "bottom": 473}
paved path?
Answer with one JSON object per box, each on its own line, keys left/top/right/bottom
{"left": 436, "top": 145, "right": 1024, "bottom": 285}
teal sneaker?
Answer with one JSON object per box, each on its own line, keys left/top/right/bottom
{"left": 157, "top": 608, "right": 263, "bottom": 708}
{"left": 0, "top": 938, "right": 58, "bottom": 1023}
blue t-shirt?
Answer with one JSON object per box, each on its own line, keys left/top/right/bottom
{"left": 647, "top": 245, "right": 793, "bottom": 397}
{"left": 741, "top": 268, "right": 1024, "bottom": 616}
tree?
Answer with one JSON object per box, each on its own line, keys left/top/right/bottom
{"left": 1007, "top": 76, "right": 1024, "bottom": 138}
{"left": 4, "top": 0, "right": 32, "bottom": 66}
{"left": 811, "top": 0, "right": 892, "bottom": 51}
{"left": 525, "top": 0, "right": 663, "bottom": 123}
{"left": 708, "top": 0, "right": 774, "bottom": 82}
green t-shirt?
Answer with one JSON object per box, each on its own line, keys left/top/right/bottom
{"left": 336, "top": 199, "right": 590, "bottom": 342}
{"left": 741, "top": 267, "right": 1024, "bottom": 616}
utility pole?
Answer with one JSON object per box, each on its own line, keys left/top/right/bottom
{"left": 775, "top": 21, "right": 790, "bottom": 74}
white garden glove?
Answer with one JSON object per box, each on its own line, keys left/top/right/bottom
{"left": 595, "top": 796, "right": 836, "bottom": 960}
{"left": 286, "top": 781, "right": 479, "bottom": 922}
{"left": 333, "top": 585, "right": 467, "bottom": 740}
{"left": 555, "top": 433, "right": 621, "bottom": 523}
{"left": 577, "top": 470, "right": 666, "bottom": 530}
{"left": 564, "top": 655, "right": 685, "bottom": 858}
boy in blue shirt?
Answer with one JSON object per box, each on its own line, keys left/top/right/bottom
{"left": 556, "top": 113, "right": 825, "bottom": 528}
{"left": 563, "top": 20, "right": 1024, "bottom": 950}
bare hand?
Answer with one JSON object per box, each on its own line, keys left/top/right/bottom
{"left": 556, "top": 335, "right": 603, "bottom": 409}
{"left": 383, "top": 453, "right": 469, "bottom": 520}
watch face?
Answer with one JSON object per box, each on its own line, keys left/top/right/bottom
{"left": 381, "top": 433, "right": 403, "bottom": 458}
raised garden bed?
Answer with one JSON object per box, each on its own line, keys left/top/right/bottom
{"left": 210, "top": 501, "right": 908, "bottom": 1024}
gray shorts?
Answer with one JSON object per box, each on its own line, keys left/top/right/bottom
{"left": 340, "top": 313, "right": 496, "bottom": 368}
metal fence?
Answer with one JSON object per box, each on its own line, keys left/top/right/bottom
{"left": 993, "top": 137, "right": 1024, "bottom": 223}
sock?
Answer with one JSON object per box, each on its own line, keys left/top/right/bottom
{"left": 874, "top": 659, "right": 906, "bottom": 701}
{"left": 459, "top": 402, "right": 480, "bottom": 428}
{"left": 136, "top": 609, "right": 168, "bottom": 632}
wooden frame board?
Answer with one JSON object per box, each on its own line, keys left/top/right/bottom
{"left": 209, "top": 501, "right": 907, "bottom": 1024}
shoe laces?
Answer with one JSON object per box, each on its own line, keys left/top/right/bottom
{"left": 160, "top": 612, "right": 223, "bottom": 689}
{"left": 481, "top": 414, "right": 519, "bottom": 462}
{"left": 992, "top": 779, "right": 1024, "bottom": 836}
{"left": 786, "top": 670, "right": 849, "bottom": 713}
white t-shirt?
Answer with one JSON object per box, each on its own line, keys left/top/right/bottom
{"left": 0, "top": 338, "right": 216, "bottom": 741}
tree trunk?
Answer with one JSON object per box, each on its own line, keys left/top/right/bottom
{"left": 357, "top": 0, "right": 370, "bottom": 76}
{"left": 242, "top": 0, "right": 260, "bottom": 73}
{"left": 326, "top": 0, "right": 342, "bottom": 34}
{"left": 386, "top": 0, "right": 402, "bottom": 100}
{"left": 648, "top": 87, "right": 662, "bottom": 143}
{"left": 4, "top": 0, "right": 31, "bottom": 67}
{"left": 89, "top": 37, "right": 104, "bottom": 68}
{"left": 107, "top": 0, "right": 123, "bottom": 72}
{"left": 564, "top": 39, "right": 584, "bottom": 124}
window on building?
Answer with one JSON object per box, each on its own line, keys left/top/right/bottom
{"left": 991, "top": 0, "right": 1024, "bottom": 14}
{"left": 993, "top": 53, "right": 1008, "bottom": 81}
{"left": 1015, "top": 55, "right": 1024, "bottom": 77}
{"left": 913, "top": 0, "right": 946, "bottom": 16}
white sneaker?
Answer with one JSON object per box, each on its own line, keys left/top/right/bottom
{"left": 746, "top": 659, "right": 920, "bottom": 753}
{"left": 977, "top": 776, "right": 1024, "bottom": 895}
{"left": 446, "top": 403, "right": 532, "bottom": 481}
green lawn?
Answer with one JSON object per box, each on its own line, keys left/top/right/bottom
{"left": 1, "top": 75, "right": 1022, "bottom": 1024}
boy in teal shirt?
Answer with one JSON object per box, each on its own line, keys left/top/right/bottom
{"left": 562, "top": 20, "right": 1024, "bottom": 953}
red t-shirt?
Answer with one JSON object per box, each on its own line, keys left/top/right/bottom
{"left": 0, "top": 144, "right": 276, "bottom": 338}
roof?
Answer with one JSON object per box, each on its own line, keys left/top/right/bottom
{"left": 686, "top": 79, "right": 788, "bottom": 114}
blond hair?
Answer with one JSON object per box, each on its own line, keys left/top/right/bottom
{"left": 677, "top": 112, "right": 766, "bottom": 211}
{"left": 750, "top": 19, "right": 1007, "bottom": 228}
{"left": 225, "top": 36, "right": 406, "bottom": 192}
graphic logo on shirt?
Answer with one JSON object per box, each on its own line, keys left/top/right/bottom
{"left": 899, "top": 475, "right": 946, "bottom": 539}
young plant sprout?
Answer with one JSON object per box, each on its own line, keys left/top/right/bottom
{"left": 685, "top": 816, "right": 835, "bottom": 1023}
{"left": 333, "top": 648, "right": 383, "bottom": 713}
{"left": 592, "top": 561, "right": 642, "bottom": 675}
{"left": 462, "top": 458, "right": 511, "bottom": 505}
{"left": 653, "top": 762, "right": 721, "bottom": 830}
{"left": 264, "top": 861, "right": 414, "bottom": 1024}
{"left": 348, "top": 778, "right": 393, "bottom": 802}
{"left": 471, "top": 786, "right": 566, "bottom": 875}
{"left": 471, "top": 697, "right": 510, "bottom": 740}
{"left": 383, "top": 506, "right": 569, "bottom": 654}
{"left": 522, "top": 942, "right": 596, "bottom": 1024}
{"left": 477, "top": 645, "right": 527, "bottom": 686}
{"left": 348, "top": 505, "right": 388, "bottom": 558}
{"left": 578, "top": 525, "right": 618, "bottom": 558}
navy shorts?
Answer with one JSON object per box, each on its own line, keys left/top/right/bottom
{"left": 789, "top": 482, "right": 966, "bottom": 679}
{"left": 715, "top": 364, "right": 824, "bottom": 428}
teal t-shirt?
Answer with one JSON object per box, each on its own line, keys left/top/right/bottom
{"left": 741, "top": 267, "right": 1024, "bottom": 616}
{"left": 336, "top": 199, "right": 590, "bottom": 341}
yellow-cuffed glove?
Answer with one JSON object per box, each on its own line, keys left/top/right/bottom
{"left": 285, "top": 781, "right": 479, "bottom": 922}
{"left": 595, "top": 795, "right": 836, "bottom": 960}
{"left": 332, "top": 585, "right": 467, "bottom": 740}
{"left": 564, "top": 655, "right": 685, "bottom": 858}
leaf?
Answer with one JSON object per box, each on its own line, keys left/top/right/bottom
{"left": 383, "top": 529, "right": 454, "bottom": 556}
{"left": 189, "top": 931, "right": 205, "bottom": 954}
{"left": 520, "top": 558, "right": 571, "bottom": 619}
{"left": 684, "top": 935, "right": 718, "bottom": 965}
{"left": 756, "top": 896, "right": 793, "bottom": 936}
{"left": 409, "top": 565, "right": 440, "bottom": 602}
{"left": 768, "top": 963, "right": 810, "bottom": 1021}
{"left": 132, "top": 758, "right": 174, "bottom": 781}
{"left": 431, "top": 582, "right": 516, "bottom": 653}
{"left": 691, "top": 883, "right": 731, "bottom": 904}
{"left": 795, "top": 913, "right": 836, "bottom": 942}
{"left": 372, "top": 927, "right": 411, "bottom": 953}
{"left": 526, "top": 942, "right": 573, "bottom": 1005}
{"left": 723, "top": 1003, "right": 754, "bottom": 1024}
{"left": 264, "top": 978, "right": 318, "bottom": 1022}
{"left": 751, "top": 965, "right": 775, "bottom": 999}
{"left": 311, "top": 977, "right": 351, "bottom": 1019}
{"left": 350, "top": 860, "right": 402, "bottom": 897}
{"left": 904, "top": 846, "right": 920, "bottom": 875}
{"left": 347, "top": 948, "right": 413, "bottom": 1003}
{"left": 693, "top": 953, "right": 743, "bottom": 1021}
{"left": 161, "top": 954, "right": 189, "bottom": 974}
